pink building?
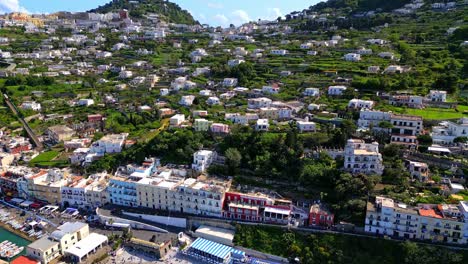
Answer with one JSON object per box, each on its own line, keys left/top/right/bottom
{"left": 210, "top": 123, "right": 230, "bottom": 134}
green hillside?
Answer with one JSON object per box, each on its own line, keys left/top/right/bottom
{"left": 310, "top": 0, "right": 412, "bottom": 12}
{"left": 89, "top": 0, "right": 198, "bottom": 25}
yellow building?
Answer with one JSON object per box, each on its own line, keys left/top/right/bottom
{"left": 28, "top": 169, "right": 68, "bottom": 205}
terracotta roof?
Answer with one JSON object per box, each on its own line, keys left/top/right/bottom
{"left": 418, "top": 208, "right": 443, "bottom": 219}
{"left": 11, "top": 256, "right": 40, "bottom": 264}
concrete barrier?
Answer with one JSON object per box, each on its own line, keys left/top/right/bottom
{"left": 122, "top": 211, "right": 187, "bottom": 228}
{"left": 96, "top": 208, "right": 168, "bottom": 233}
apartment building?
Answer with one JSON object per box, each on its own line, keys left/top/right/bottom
{"left": 192, "top": 150, "right": 216, "bottom": 173}
{"left": 365, "top": 196, "right": 467, "bottom": 245}
{"left": 28, "top": 169, "right": 68, "bottom": 204}
{"left": 89, "top": 133, "right": 128, "bottom": 154}
{"left": 357, "top": 109, "right": 391, "bottom": 128}
{"left": 222, "top": 191, "right": 275, "bottom": 222}
{"left": 431, "top": 118, "right": 468, "bottom": 145}
{"left": 390, "top": 114, "right": 422, "bottom": 148}
{"left": 407, "top": 161, "right": 429, "bottom": 182}
{"left": 61, "top": 176, "right": 88, "bottom": 209}
{"left": 389, "top": 95, "right": 424, "bottom": 109}
{"left": 248, "top": 97, "right": 272, "bottom": 109}
{"left": 84, "top": 173, "right": 109, "bottom": 209}
{"left": 344, "top": 139, "right": 384, "bottom": 175}
{"left": 136, "top": 174, "right": 230, "bottom": 217}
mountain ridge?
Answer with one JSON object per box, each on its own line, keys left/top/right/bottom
{"left": 88, "top": 0, "right": 198, "bottom": 25}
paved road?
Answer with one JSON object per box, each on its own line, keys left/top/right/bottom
{"left": 3, "top": 93, "right": 43, "bottom": 150}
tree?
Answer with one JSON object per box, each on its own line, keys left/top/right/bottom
{"left": 454, "top": 136, "right": 468, "bottom": 143}
{"left": 225, "top": 148, "right": 242, "bottom": 175}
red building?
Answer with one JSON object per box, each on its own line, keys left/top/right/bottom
{"left": 308, "top": 204, "right": 334, "bottom": 227}
{"left": 119, "top": 9, "right": 129, "bottom": 20}
{"left": 222, "top": 191, "right": 274, "bottom": 222}
{"left": 88, "top": 114, "right": 103, "bottom": 123}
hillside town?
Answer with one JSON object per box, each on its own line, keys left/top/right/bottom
{"left": 0, "top": 0, "right": 467, "bottom": 263}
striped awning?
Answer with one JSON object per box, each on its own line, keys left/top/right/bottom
{"left": 189, "top": 238, "right": 245, "bottom": 260}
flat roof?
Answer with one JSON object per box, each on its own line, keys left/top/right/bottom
{"left": 195, "top": 225, "right": 235, "bottom": 242}
{"left": 58, "top": 221, "right": 87, "bottom": 234}
{"left": 64, "top": 233, "right": 108, "bottom": 259}
{"left": 157, "top": 180, "right": 179, "bottom": 189}
{"left": 28, "top": 237, "right": 59, "bottom": 251}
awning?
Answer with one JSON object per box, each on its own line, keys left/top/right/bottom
{"left": 28, "top": 221, "right": 38, "bottom": 227}
{"left": 11, "top": 198, "right": 24, "bottom": 204}
{"left": 20, "top": 201, "right": 34, "bottom": 207}
{"left": 428, "top": 146, "right": 451, "bottom": 153}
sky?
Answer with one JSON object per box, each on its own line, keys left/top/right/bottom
{"left": 0, "top": 0, "right": 322, "bottom": 27}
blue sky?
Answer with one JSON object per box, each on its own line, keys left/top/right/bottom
{"left": 0, "top": 0, "right": 322, "bottom": 27}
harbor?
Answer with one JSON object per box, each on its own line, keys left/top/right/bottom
{"left": 0, "top": 227, "right": 30, "bottom": 261}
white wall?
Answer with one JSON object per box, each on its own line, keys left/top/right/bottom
{"left": 122, "top": 211, "right": 187, "bottom": 228}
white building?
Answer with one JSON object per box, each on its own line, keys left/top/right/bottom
{"left": 77, "top": 99, "right": 94, "bottom": 107}
{"left": 270, "top": 49, "right": 288, "bottom": 56}
{"left": 248, "top": 97, "right": 272, "bottom": 109}
{"left": 199, "top": 90, "right": 212, "bottom": 96}
{"left": 119, "top": 70, "right": 133, "bottom": 79}
{"left": 255, "top": 119, "right": 269, "bottom": 131}
{"left": 428, "top": 90, "right": 447, "bottom": 102}
{"left": 408, "top": 161, "right": 429, "bottom": 182}
{"left": 192, "top": 150, "right": 216, "bottom": 172}
{"left": 223, "top": 78, "right": 238, "bottom": 87}
{"left": 344, "top": 139, "right": 384, "bottom": 175}
{"left": 90, "top": 133, "right": 128, "bottom": 154}
{"left": 348, "top": 99, "right": 374, "bottom": 109}
{"left": 21, "top": 101, "right": 41, "bottom": 111}
{"left": 365, "top": 196, "right": 468, "bottom": 245}
{"left": 228, "top": 59, "right": 245, "bottom": 67}
{"left": 432, "top": 118, "right": 468, "bottom": 145}
{"left": 297, "top": 121, "right": 316, "bottom": 132}
{"left": 303, "top": 88, "right": 320, "bottom": 97}
{"left": 357, "top": 109, "right": 391, "bottom": 128}
{"left": 207, "top": 97, "right": 221, "bottom": 106}
{"left": 262, "top": 85, "right": 280, "bottom": 94}
{"left": 367, "top": 39, "right": 387, "bottom": 45}
{"left": 328, "top": 86, "right": 347, "bottom": 96}
{"left": 160, "top": 88, "right": 169, "bottom": 96}
{"left": 179, "top": 95, "right": 196, "bottom": 106}
{"left": 378, "top": 52, "right": 395, "bottom": 60}
{"left": 356, "top": 48, "right": 373, "bottom": 55}
{"left": 343, "top": 53, "right": 361, "bottom": 62}
{"left": 170, "top": 114, "right": 186, "bottom": 127}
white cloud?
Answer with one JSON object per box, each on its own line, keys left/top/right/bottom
{"left": 0, "top": 0, "right": 29, "bottom": 14}
{"left": 230, "top": 9, "right": 251, "bottom": 25}
{"left": 267, "top": 7, "right": 283, "bottom": 20}
{"left": 207, "top": 2, "right": 223, "bottom": 9}
{"left": 213, "top": 13, "right": 229, "bottom": 27}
